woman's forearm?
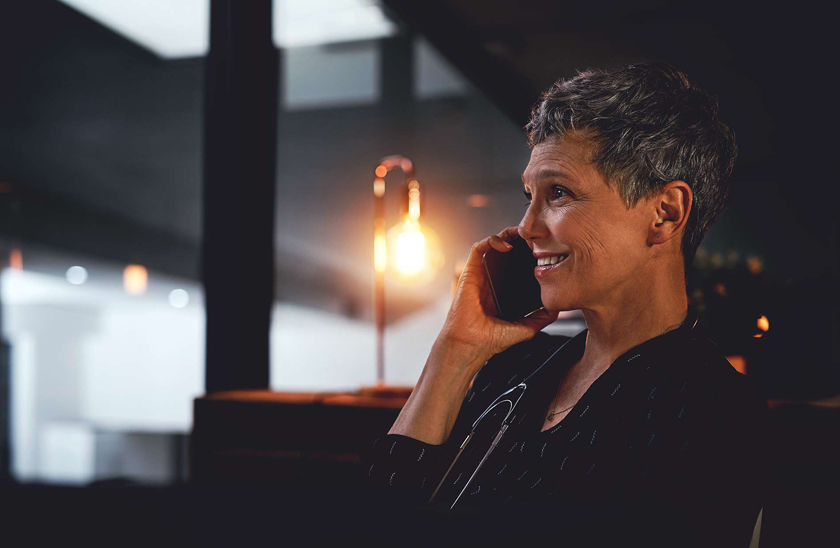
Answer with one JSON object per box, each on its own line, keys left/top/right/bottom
{"left": 388, "top": 338, "right": 491, "bottom": 445}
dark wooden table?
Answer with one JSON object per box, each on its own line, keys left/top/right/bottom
{"left": 191, "top": 390, "right": 840, "bottom": 491}
{"left": 190, "top": 389, "right": 411, "bottom": 488}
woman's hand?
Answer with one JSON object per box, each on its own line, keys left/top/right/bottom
{"left": 436, "top": 225, "right": 561, "bottom": 375}
{"left": 388, "top": 226, "right": 560, "bottom": 444}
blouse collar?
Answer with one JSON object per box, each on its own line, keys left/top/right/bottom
{"left": 547, "top": 303, "right": 701, "bottom": 372}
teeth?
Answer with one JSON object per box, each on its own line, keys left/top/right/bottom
{"left": 538, "top": 255, "right": 568, "bottom": 266}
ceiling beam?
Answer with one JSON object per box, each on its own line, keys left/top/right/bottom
{"left": 381, "top": 0, "right": 537, "bottom": 127}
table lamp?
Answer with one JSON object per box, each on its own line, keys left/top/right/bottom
{"left": 364, "top": 155, "right": 443, "bottom": 397}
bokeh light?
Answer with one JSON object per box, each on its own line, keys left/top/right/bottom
{"left": 757, "top": 315, "right": 769, "bottom": 332}
{"left": 168, "top": 288, "right": 190, "bottom": 308}
{"left": 65, "top": 266, "right": 88, "bottom": 285}
{"left": 123, "top": 264, "right": 148, "bottom": 295}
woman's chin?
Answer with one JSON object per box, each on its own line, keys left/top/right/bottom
{"left": 540, "top": 294, "right": 573, "bottom": 312}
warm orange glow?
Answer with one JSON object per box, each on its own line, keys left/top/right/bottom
{"left": 757, "top": 315, "right": 769, "bottom": 332}
{"left": 726, "top": 250, "right": 739, "bottom": 265}
{"left": 373, "top": 178, "right": 385, "bottom": 197}
{"left": 725, "top": 355, "right": 747, "bottom": 375}
{"left": 408, "top": 187, "right": 421, "bottom": 221}
{"left": 747, "top": 255, "right": 763, "bottom": 275}
{"left": 375, "top": 165, "right": 387, "bottom": 178}
{"left": 713, "top": 282, "right": 728, "bottom": 297}
{"left": 9, "top": 248, "right": 22, "bottom": 270}
{"left": 753, "top": 333, "right": 763, "bottom": 338}
{"left": 384, "top": 218, "right": 444, "bottom": 283}
{"left": 123, "top": 264, "right": 148, "bottom": 295}
{"left": 395, "top": 219, "right": 425, "bottom": 274}
{"left": 374, "top": 234, "right": 387, "bottom": 273}
{"left": 467, "top": 194, "right": 490, "bottom": 208}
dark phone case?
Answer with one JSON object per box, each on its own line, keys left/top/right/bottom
{"left": 482, "top": 237, "right": 544, "bottom": 321}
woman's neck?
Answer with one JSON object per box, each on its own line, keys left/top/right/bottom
{"left": 578, "top": 270, "right": 688, "bottom": 372}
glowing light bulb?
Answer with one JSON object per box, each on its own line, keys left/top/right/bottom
{"left": 395, "top": 219, "right": 425, "bottom": 274}
{"left": 383, "top": 217, "right": 444, "bottom": 284}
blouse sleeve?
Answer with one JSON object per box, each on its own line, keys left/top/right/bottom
{"left": 357, "top": 347, "right": 515, "bottom": 505}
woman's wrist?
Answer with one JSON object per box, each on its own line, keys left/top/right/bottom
{"left": 386, "top": 336, "right": 492, "bottom": 444}
{"left": 429, "top": 334, "right": 493, "bottom": 383}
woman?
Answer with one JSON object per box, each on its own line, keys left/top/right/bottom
{"left": 361, "top": 62, "right": 767, "bottom": 547}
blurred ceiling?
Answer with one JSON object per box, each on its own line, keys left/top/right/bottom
{"left": 57, "top": 0, "right": 397, "bottom": 58}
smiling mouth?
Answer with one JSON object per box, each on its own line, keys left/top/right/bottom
{"left": 536, "top": 255, "right": 568, "bottom": 266}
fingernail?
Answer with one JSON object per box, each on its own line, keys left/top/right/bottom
{"left": 503, "top": 242, "right": 513, "bottom": 249}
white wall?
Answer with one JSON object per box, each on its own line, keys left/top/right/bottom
{"left": 269, "top": 294, "right": 452, "bottom": 390}
{"left": 1, "top": 267, "right": 458, "bottom": 482}
{"left": 2, "top": 268, "right": 204, "bottom": 483}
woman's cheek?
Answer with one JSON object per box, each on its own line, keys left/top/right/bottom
{"left": 564, "top": 213, "right": 608, "bottom": 265}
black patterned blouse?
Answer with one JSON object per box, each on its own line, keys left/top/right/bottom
{"left": 360, "top": 306, "right": 769, "bottom": 547}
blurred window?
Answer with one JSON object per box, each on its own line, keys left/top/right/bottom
{"left": 0, "top": 1, "right": 205, "bottom": 485}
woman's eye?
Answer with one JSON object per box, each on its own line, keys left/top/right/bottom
{"left": 523, "top": 186, "right": 568, "bottom": 207}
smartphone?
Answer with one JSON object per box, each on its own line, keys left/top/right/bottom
{"left": 482, "top": 236, "right": 544, "bottom": 321}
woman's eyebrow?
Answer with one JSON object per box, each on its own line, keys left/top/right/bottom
{"left": 522, "top": 169, "right": 577, "bottom": 191}
{"left": 536, "top": 168, "right": 575, "bottom": 182}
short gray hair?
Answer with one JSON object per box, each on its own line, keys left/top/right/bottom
{"left": 525, "top": 62, "right": 737, "bottom": 278}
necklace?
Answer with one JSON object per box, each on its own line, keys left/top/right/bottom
{"left": 658, "top": 319, "right": 685, "bottom": 337}
{"left": 544, "top": 316, "right": 687, "bottom": 423}
{"left": 546, "top": 401, "right": 577, "bottom": 421}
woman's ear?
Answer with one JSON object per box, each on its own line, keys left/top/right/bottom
{"left": 647, "top": 181, "right": 692, "bottom": 246}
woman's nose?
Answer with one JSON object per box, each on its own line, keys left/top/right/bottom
{"left": 518, "top": 204, "right": 547, "bottom": 241}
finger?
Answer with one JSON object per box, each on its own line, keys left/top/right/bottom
{"left": 467, "top": 236, "right": 493, "bottom": 260}
{"left": 465, "top": 233, "right": 510, "bottom": 269}
{"left": 462, "top": 238, "right": 494, "bottom": 280}
{"left": 496, "top": 225, "right": 522, "bottom": 241}
{"left": 487, "top": 234, "right": 513, "bottom": 252}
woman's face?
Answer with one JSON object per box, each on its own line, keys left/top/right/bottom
{"left": 518, "top": 135, "right": 656, "bottom": 312}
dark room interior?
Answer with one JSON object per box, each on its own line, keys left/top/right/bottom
{"left": 1, "top": 1, "right": 837, "bottom": 546}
